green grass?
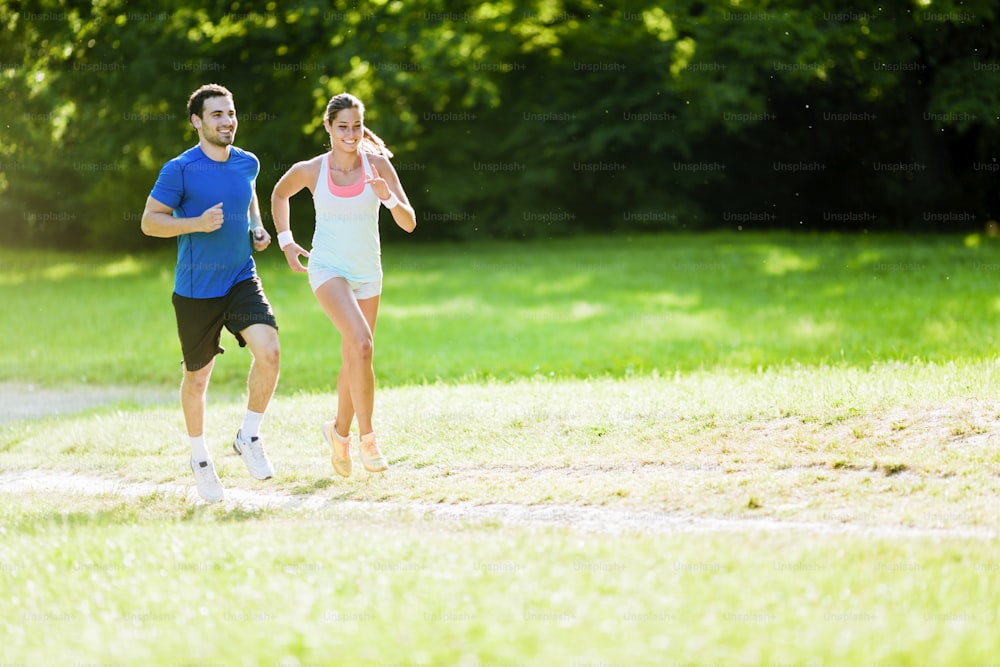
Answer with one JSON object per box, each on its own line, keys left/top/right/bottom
{"left": 3, "top": 492, "right": 1000, "bottom": 666}
{"left": 5, "top": 232, "right": 1000, "bottom": 665}
{"left": 4, "top": 231, "right": 1000, "bottom": 389}
{"left": 4, "top": 370, "right": 1000, "bottom": 663}
{"left": 5, "top": 365, "right": 1000, "bottom": 529}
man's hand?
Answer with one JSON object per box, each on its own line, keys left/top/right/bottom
{"left": 198, "top": 202, "right": 225, "bottom": 233}
{"left": 252, "top": 226, "right": 271, "bottom": 251}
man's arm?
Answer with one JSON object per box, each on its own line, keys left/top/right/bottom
{"left": 141, "top": 196, "right": 224, "bottom": 238}
{"left": 249, "top": 189, "right": 271, "bottom": 250}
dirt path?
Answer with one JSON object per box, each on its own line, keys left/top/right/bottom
{"left": 1, "top": 469, "right": 996, "bottom": 540}
{"left": 0, "top": 382, "right": 174, "bottom": 423}
{"left": 3, "top": 382, "right": 998, "bottom": 540}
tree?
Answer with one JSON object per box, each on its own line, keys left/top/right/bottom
{"left": 2, "top": 0, "right": 998, "bottom": 249}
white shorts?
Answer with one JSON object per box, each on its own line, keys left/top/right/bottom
{"left": 309, "top": 268, "right": 382, "bottom": 299}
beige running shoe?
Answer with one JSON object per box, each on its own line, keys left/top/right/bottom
{"left": 359, "top": 432, "right": 388, "bottom": 473}
{"left": 323, "top": 420, "right": 353, "bottom": 478}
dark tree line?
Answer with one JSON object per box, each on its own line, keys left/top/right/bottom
{"left": 1, "top": 0, "right": 998, "bottom": 249}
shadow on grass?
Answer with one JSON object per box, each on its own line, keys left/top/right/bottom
{"left": 181, "top": 504, "right": 272, "bottom": 523}
{"left": 289, "top": 477, "right": 335, "bottom": 495}
{"left": 10, "top": 503, "right": 142, "bottom": 532}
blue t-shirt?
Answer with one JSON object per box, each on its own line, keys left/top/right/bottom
{"left": 150, "top": 145, "right": 259, "bottom": 298}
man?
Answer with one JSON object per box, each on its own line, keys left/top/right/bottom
{"left": 141, "top": 83, "right": 278, "bottom": 502}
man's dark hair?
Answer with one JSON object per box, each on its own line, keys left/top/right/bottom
{"left": 187, "top": 83, "right": 233, "bottom": 120}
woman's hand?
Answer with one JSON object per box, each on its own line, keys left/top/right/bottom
{"left": 365, "top": 164, "right": 393, "bottom": 201}
{"left": 282, "top": 242, "right": 310, "bottom": 273}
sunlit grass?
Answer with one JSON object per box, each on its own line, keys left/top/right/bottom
{"left": 5, "top": 232, "right": 1000, "bottom": 664}
{"left": 4, "top": 362, "right": 1000, "bottom": 530}
{"left": 4, "top": 231, "right": 1000, "bottom": 389}
{"left": 1, "top": 490, "right": 999, "bottom": 665}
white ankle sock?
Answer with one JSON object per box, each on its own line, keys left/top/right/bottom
{"left": 190, "top": 435, "right": 209, "bottom": 462}
{"left": 241, "top": 410, "right": 265, "bottom": 440}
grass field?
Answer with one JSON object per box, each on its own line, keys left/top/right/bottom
{"left": 3, "top": 232, "right": 1000, "bottom": 665}
{"left": 3, "top": 231, "right": 1000, "bottom": 389}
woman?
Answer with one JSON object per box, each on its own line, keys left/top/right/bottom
{"left": 271, "top": 92, "right": 416, "bottom": 476}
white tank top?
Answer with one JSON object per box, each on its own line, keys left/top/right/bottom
{"left": 309, "top": 152, "right": 382, "bottom": 283}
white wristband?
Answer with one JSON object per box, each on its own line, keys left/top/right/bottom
{"left": 380, "top": 191, "right": 400, "bottom": 209}
{"left": 277, "top": 230, "right": 295, "bottom": 249}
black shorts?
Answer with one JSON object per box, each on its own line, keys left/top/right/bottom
{"left": 171, "top": 277, "right": 278, "bottom": 371}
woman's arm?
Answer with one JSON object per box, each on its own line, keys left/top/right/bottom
{"left": 368, "top": 154, "right": 416, "bottom": 233}
{"left": 270, "top": 160, "right": 318, "bottom": 272}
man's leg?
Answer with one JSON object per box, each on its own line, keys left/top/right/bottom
{"left": 240, "top": 323, "right": 281, "bottom": 416}
{"left": 172, "top": 289, "right": 228, "bottom": 501}
{"left": 181, "top": 359, "right": 215, "bottom": 457}
{"left": 181, "top": 359, "right": 225, "bottom": 502}
{"left": 226, "top": 277, "right": 280, "bottom": 441}
{"left": 232, "top": 323, "right": 279, "bottom": 480}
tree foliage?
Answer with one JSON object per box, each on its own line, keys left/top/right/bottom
{"left": 2, "top": 0, "right": 999, "bottom": 248}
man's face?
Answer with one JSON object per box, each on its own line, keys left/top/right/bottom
{"left": 192, "top": 95, "right": 237, "bottom": 147}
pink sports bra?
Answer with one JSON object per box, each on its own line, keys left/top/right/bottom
{"left": 326, "top": 155, "right": 368, "bottom": 198}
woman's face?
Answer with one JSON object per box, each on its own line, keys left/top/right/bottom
{"left": 326, "top": 107, "right": 364, "bottom": 153}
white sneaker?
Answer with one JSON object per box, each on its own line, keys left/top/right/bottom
{"left": 233, "top": 430, "right": 275, "bottom": 480}
{"left": 190, "top": 458, "right": 224, "bottom": 503}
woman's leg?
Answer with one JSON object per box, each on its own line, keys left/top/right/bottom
{"left": 314, "top": 278, "right": 380, "bottom": 436}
